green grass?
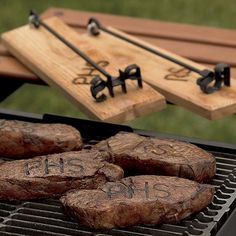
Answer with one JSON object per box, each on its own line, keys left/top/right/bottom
{"left": 0, "top": 0, "right": 235, "bottom": 144}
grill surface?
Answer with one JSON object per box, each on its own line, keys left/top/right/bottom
{"left": 0, "top": 110, "right": 235, "bottom": 236}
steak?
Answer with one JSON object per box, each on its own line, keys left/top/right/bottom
{"left": 61, "top": 175, "right": 214, "bottom": 229}
{"left": 94, "top": 132, "right": 216, "bottom": 183}
{"left": 0, "top": 119, "right": 83, "bottom": 158}
{"left": 0, "top": 150, "right": 123, "bottom": 200}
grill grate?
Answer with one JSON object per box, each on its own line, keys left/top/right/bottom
{"left": 0, "top": 148, "right": 235, "bottom": 236}
{"left": 0, "top": 110, "right": 234, "bottom": 236}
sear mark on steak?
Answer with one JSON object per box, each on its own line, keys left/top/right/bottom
{"left": 94, "top": 132, "right": 216, "bottom": 183}
{"left": 0, "top": 150, "right": 123, "bottom": 200}
{"left": 0, "top": 119, "right": 83, "bottom": 158}
{"left": 61, "top": 175, "right": 214, "bottom": 229}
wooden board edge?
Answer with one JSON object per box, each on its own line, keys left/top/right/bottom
{"left": 1, "top": 27, "right": 166, "bottom": 123}
{"left": 1, "top": 35, "right": 103, "bottom": 120}
{"left": 147, "top": 83, "right": 222, "bottom": 120}
{"left": 209, "top": 103, "right": 236, "bottom": 120}
{"left": 105, "top": 27, "right": 236, "bottom": 119}
{"left": 104, "top": 96, "right": 166, "bottom": 123}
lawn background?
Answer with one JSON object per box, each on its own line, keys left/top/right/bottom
{"left": 0, "top": 0, "right": 235, "bottom": 144}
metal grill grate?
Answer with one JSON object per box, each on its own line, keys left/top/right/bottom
{"left": 0, "top": 149, "right": 235, "bottom": 236}
{"left": 0, "top": 111, "right": 234, "bottom": 236}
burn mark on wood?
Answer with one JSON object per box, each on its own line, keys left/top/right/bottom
{"left": 164, "top": 67, "right": 191, "bottom": 81}
{"left": 72, "top": 60, "right": 109, "bottom": 85}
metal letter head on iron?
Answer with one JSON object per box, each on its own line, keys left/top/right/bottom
{"left": 28, "top": 10, "right": 143, "bottom": 102}
{"left": 87, "top": 18, "right": 231, "bottom": 94}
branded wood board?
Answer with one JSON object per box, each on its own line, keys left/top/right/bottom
{"left": 3, "top": 8, "right": 236, "bottom": 84}
{"left": 1, "top": 17, "right": 165, "bottom": 122}
{"left": 83, "top": 27, "right": 236, "bottom": 119}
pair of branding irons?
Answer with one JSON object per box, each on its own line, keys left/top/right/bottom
{"left": 29, "top": 11, "right": 143, "bottom": 102}
{"left": 87, "top": 18, "right": 231, "bottom": 94}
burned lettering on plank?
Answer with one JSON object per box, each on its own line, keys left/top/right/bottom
{"left": 164, "top": 67, "right": 191, "bottom": 81}
{"left": 72, "top": 60, "right": 109, "bottom": 85}
{"left": 44, "top": 157, "right": 64, "bottom": 175}
{"left": 72, "top": 75, "right": 90, "bottom": 85}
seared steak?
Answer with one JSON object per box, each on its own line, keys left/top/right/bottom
{"left": 0, "top": 150, "right": 123, "bottom": 200}
{"left": 0, "top": 119, "right": 83, "bottom": 158}
{"left": 95, "top": 132, "right": 216, "bottom": 182}
{"left": 61, "top": 175, "right": 214, "bottom": 229}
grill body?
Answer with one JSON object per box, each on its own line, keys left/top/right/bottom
{"left": 0, "top": 109, "right": 235, "bottom": 236}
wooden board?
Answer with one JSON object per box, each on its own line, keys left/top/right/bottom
{"left": 1, "top": 17, "right": 165, "bottom": 123}
{"left": 0, "top": 55, "right": 40, "bottom": 83}
{"left": 1, "top": 8, "right": 236, "bottom": 119}
{"left": 42, "top": 7, "right": 236, "bottom": 65}
{"left": 82, "top": 27, "right": 236, "bottom": 119}
{"left": 0, "top": 44, "right": 10, "bottom": 56}
{"left": 3, "top": 8, "right": 236, "bottom": 85}
{"left": 2, "top": 53, "right": 236, "bottom": 86}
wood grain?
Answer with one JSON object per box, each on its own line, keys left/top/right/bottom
{"left": 1, "top": 17, "right": 165, "bottom": 122}
{"left": 0, "top": 44, "right": 10, "bottom": 56}
{"left": 84, "top": 27, "right": 236, "bottom": 119}
{"left": 42, "top": 8, "right": 236, "bottom": 48}
{"left": 1, "top": 8, "right": 236, "bottom": 119}
{"left": 2, "top": 54, "right": 236, "bottom": 84}
{"left": 42, "top": 8, "right": 236, "bottom": 65}
{"left": 2, "top": 7, "right": 236, "bottom": 81}
{"left": 0, "top": 55, "right": 39, "bottom": 82}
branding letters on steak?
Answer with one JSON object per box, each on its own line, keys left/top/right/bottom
{"left": 106, "top": 181, "right": 171, "bottom": 200}
{"left": 24, "top": 157, "right": 85, "bottom": 176}
{"left": 133, "top": 140, "right": 201, "bottom": 158}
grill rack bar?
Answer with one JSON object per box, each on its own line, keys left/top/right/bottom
{"left": 0, "top": 110, "right": 234, "bottom": 236}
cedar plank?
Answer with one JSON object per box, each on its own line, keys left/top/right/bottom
{"left": 2, "top": 8, "right": 236, "bottom": 82}
{"left": 2, "top": 17, "right": 165, "bottom": 122}
{"left": 0, "top": 44, "right": 10, "bottom": 56}
{"left": 0, "top": 55, "right": 44, "bottom": 84}
{"left": 42, "top": 7, "right": 236, "bottom": 48}
{"left": 1, "top": 55, "right": 236, "bottom": 83}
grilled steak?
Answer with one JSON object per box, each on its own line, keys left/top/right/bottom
{"left": 61, "top": 175, "right": 214, "bottom": 229}
{"left": 0, "top": 119, "right": 83, "bottom": 158}
{"left": 94, "top": 132, "right": 216, "bottom": 183}
{"left": 0, "top": 150, "right": 123, "bottom": 200}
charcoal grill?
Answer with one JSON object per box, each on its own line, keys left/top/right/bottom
{"left": 0, "top": 108, "right": 235, "bottom": 236}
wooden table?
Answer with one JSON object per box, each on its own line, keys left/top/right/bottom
{"left": 1, "top": 7, "right": 236, "bottom": 104}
